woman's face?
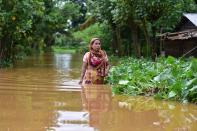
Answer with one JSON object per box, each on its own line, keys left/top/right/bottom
{"left": 92, "top": 40, "right": 101, "bottom": 51}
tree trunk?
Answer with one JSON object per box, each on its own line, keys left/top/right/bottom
{"left": 115, "top": 27, "right": 123, "bottom": 56}
{"left": 111, "top": 24, "right": 118, "bottom": 54}
{"left": 44, "top": 34, "right": 54, "bottom": 48}
{"left": 142, "top": 18, "right": 152, "bottom": 57}
{"left": 151, "top": 25, "right": 157, "bottom": 60}
{"left": 132, "top": 26, "right": 141, "bottom": 58}
{"left": 0, "top": 35, "right": 13, "bottom": 66}
{"left": 111, "top": 24, "right": 122, "bottom": 56}
{"left": 128, "top": 19, "right": 141, "bottom": 58}
{"left": 43, "top": 34, "right": 54, "bottom": 52}
{"left": 0, "top": 40, "right": 5, "bottom": 62}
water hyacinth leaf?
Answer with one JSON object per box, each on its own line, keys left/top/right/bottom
{"left": 168, "top": 91, "right": 176, "bottom": 98}
{"left": 108, "top": 56, "right": 197, "bottom": 103}
{"left": 185, "top": 63, "right": 192, "bottom": 71}
{"left": 191, "top": 58, "right": 197, "bottom": 72}
{"left": 128, "top": 85, "right": 137, "bottom": 89}
{"left": 166, "top": 56, "right": 176, "bottom": 64}
{"left": 110, "top": 67, "right": 116, "bottom": 72}
{"left": 119, "top": 80, "right": 129, "bottom": 85}
{"left": 185, "top": 70, "right": 193, "bottom": 78}
{"left": 153, "top": 75, "right": 160, "bottom": 82}
{"left": 153, "top": 69, "right": 171, "bottom": 81}
{"left": 194, "top": 73, "right": 197, "bottom": 77}
{"left": 167, "top": 78, "right": 175, "bottom": 85}
{"left": 189, "top": 86, "right": 197, "bottom": 92}
{"left": 186, "top": 78, "right": 197, "bottom": 88}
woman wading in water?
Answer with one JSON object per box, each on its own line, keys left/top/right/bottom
{"left": 79, "top": 38, "right": 110, "bottom": 85}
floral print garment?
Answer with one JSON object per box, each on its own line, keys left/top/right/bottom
{"left": 82, "top": 51, "right": 109, "bottom": 85}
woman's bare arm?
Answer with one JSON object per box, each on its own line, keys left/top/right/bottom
{"left": 79, "top": 62, "right": 87, "bottom": 84}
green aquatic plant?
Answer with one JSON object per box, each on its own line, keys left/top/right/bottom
{"left": 107, "top": 56, "right": 197, "bottom": 103}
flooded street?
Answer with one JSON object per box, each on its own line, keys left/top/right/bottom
{"left": 0, "top": 53, "right": 196, "bottom": 131}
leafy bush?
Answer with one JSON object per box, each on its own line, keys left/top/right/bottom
{"left": 73, "top": 23, "right": 112, "bottom": 53}
{"left": 107, "top": 56, "right": 197, "bottom": 103}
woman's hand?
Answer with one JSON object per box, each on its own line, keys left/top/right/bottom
{"left": 79, "top": 79, "right": 83, "bottom": 85}
{"left": 105, "top": 64, "right": 110, "bottom": 77}
{"left": 79, "top": 62, "right": 87, "bottom": 85}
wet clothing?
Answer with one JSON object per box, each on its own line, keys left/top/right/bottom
{"left": 82, "top": 50, "right": 109, "bottom": 85}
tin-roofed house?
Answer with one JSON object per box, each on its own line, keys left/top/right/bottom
{"left": 160, "top": 13, "right": 197, "bottom": 57}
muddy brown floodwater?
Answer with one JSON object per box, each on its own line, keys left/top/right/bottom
{"left": 0, "top": 53, "right": 196, "bottom": 131}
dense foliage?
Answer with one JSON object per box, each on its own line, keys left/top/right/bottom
{"left": 83, "top": 0, "right": 197, "bottom": 57}
{"left": 0, "top": 0, "right": 82, "bottom": 67}
{"left": 73, "top": 23, "right": 112, "bottom": 53}
{"left": 1, "top": 0, "right": 197, "bottom": 67}
{"left": 107, "top": 57, "right": 197, "bottom": 103}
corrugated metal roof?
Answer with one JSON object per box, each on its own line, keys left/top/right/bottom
{"left": 183, "top": 13, "right": 197, "bottom": 26}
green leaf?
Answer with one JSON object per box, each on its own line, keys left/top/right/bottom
{"left": 189, "top": 86, "right": 197, "bottom": 92}
{"left": 191, "top": 58, "right": 197, "bottom": 72}
{"left": 166, "top": 56, "right": 176, "bottom": 64}
{"left": 153, "top": 69, "right": 171, "bottom": 81}
{"left": 168, "top": 91, "right": 176, "bottom": 98}
{"left": 119, "top": 80, "right": 129, "bottom": 85}
{"left": 186, "top": 78, "right": 197, "bottom": 88}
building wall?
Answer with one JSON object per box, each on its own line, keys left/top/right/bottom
{"left": 178, "top": 21, "right": 196, "bottom": 31}
{"left": 163, "top": 15, "right": 197, "bottom": 57}
{"left": 164, "top": 39, "right": 197, "bottom": 57}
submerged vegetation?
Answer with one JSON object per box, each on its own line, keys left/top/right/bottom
{"left": 107, "top": 56, "right": 197, "bottom": 103}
